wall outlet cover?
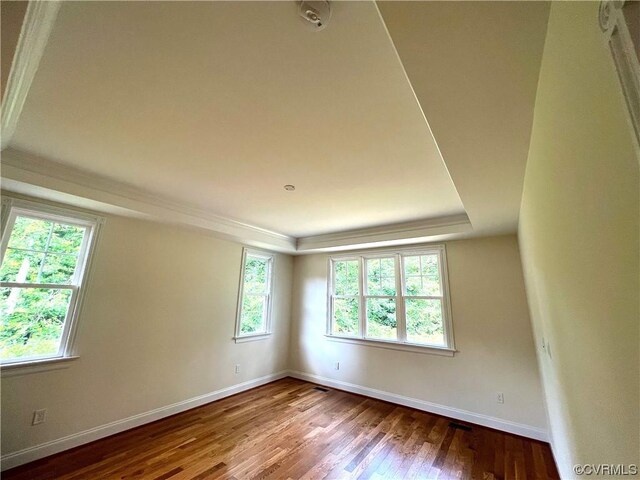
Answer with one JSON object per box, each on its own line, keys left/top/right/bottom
{"left": 32, "top": 409, "right": 47, "bottom": 425}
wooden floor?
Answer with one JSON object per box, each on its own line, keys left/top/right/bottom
{"left": 4, "top": 378, "right": 558, "bottom": 480}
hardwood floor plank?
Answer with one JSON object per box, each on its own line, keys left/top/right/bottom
{"left": 3, "top": 378, "right": 558, "bottom": 480}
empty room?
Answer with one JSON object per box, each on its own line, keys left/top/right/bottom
{"left": 0, "top": 1, "right": 638, "bottom": 479}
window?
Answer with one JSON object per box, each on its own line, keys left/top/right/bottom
{"left": 0, "top": 198, "right": 102, "bottom": 365}
{"left": 235, "top": 248, "right": 274, "bottom": 342}
{"left": 328, "top": 246, "right": 454, "bottom": 354}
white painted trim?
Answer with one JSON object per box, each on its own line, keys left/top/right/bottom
{"left": 288, "top": 371, "right": 548, "bottom": 442}
{"left": 1, "top": 148, "right": 297, "bottom": 253}
{"left": 1, "top": 1, "right": 61, "bottom": 149}
{"left": 297, "top": 214, "right": 472, "bottom": 253}
{"left": 1, "top": 149, "right": 473, "bottom": 253}
{"left": 0, "top": 370, "right": 548, "bottom": 470}
{"left": 325, "top": 335, "right": 455, "bottom": 356}
{"left": 0, "top": 370, "right": 289, "bottom": 471}
{"left": 233, "top": 333, "right": 272, "bottom": 343}
{"left": 0, "top": 356, "right": 78, "bottom": 377}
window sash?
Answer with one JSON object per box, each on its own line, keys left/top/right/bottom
{"left": 330, "top": 295, "right": 359, "bottom": 337}
{"left": 0, "top": 285, "right": 79, "bottom": 362}
{"left": 400, "top": 253, "right": 444, "bottom": 298}
{"left": 364, "top": 296, "right": 398, "bottom": 341}
{"left": 328, "top": 247, "right": 454, "bottom": 350}
{"left": 240, "top": 292, "right": 269, "bottom": 334}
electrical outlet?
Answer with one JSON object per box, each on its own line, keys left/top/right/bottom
{"left": 235, "top": 364, "right": 240, "bottom": 374}
{"left": 32, "top": 409, "right": 47, "bottom": 425}
{"left": 334, "top": 361, "right": 340, "bottom": 370}
{"left": 497, "top": 393, "right": 504, "bottom": 404}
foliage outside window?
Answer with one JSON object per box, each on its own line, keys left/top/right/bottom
{"left": 235, "top": 248, "right": 274, "bottom": 341}
{"left": 328, "top": 246, "right": 454, "bottom": 351}
{"left": 0, "top": 199, "right": 101, "bottom": 365}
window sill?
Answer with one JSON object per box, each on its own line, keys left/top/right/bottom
{"left": 0, "top": 356, "right": 79, "bottom": 377}
{"left": 325, "top": 335, "right": 456, "bottom": 356}
{"left": 234, "top": 333, "right": 272, "bottom": 343}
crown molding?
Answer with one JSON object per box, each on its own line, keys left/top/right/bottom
{"left": 1, "top": 148, "right": 474, "bottom": 254}
{"left": 296, "top": 213, "right": 472, "bottom": 253}
{"left": 0, "top": 148, "right": 297, "bottom": 252}
{"left": 1, "top": 1, "right": 61, "bottom": 149}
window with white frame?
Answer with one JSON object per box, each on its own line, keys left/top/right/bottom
{"left": 0, "top": 199, "right": 102, "bottom": 365}
{"left": 328, "top": 246, "right": 454, "bottom": 352}
{"left": 235, "top": 248, "right": 274, "bottom": 341}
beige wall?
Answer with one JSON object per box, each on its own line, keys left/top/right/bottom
{"left": 289, "top": 235, "right": 548, "bottom": 434}
{"left": 1, "top": 212, "right": 293, "bottom": 456}
{"left": 1, "top": 1, "right": 27, "bottom": 100}
{"left": 518, "top": 2, "right": 640, "bottom": 478}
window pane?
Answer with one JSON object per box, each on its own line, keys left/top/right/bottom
{"left": 404, "top": 256, "right": 421, "bottom": 275}
{"left": 0, "top": 249, "right": 45, "bottom": 283}
{"left": 1, "top": 215, "right": 87, "bottom": 285}
{"left": 0, "top": 287, "right": 72, "bottom": 361}
{"left": 403, "top": 254, "right": 441, "bottom": 296}
{"left": 366, "top": 257, "right": 396, "bottom": 296}
{"left": 405, "top": 298, "right": 445, "bottom": 346}
{"left": 244, "top": 256, "right": 269, "bottom": 294}
{"left": 333, "top": 297, "right": 359, "bottom": 336}
{"left": 41, "top": 254, "right": 80, "bottom": 284}
{"left": 240, "top": 294, "right": 266, "bottom": 334}
{"left": 7, "top": 216, "right": 52, "bottom": 251}
{"left": 48, "top": 223, "right": 86, "bottom": 253}
{"left": 366, "top": 297, "right": 397, "bottom": 340}
{"left": 334, "top": 260, "right": 359, "bottom": 296}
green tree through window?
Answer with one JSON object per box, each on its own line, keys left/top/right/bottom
{"left": 0, "top": 208, "right": 96, "bottom": 363}
{"left": 329, "top": 250, "right": 451, "bottom": 349}
{"left": 236, "top": 250, "right": 274, "bottom": 338}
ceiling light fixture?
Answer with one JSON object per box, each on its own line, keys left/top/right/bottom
{"left": 298, "top": 1, "right": 331, "bottom": 32}
{"left": 284, "top": 185, "right": 296, "bottom": 191}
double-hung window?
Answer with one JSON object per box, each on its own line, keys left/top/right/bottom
{"left": 328, "top": 246, "right": 455, "bottom": 354}
{"left": 0, "top": 198, "right": 102, "bottom": 366}
{"left": 235, "top": 248, "right": 275, "bottom": 342}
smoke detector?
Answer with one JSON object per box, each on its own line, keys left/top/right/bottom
{"left": 298, "top": 1, "right": 331, "bottom": 31}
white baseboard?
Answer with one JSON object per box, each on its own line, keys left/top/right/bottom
{"left": 288, "top": 370, "right": 549, "bottom": 442}
{"left": 2, "top": 369, "right": 549, "bottom": 471}
{"left": 0, "top": 370, "right": 288, "bottom": 471}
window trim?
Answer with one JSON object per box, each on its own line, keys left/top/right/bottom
{"left": 234, "top": 247, "right": 275, "bottom": 342}
{"left": 0, "top": 196, "right": 104, "bottom": 369}
{"left": 326, "top": 244, "right": 456, "bottom": 355}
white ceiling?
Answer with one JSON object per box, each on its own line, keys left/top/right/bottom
{"left": 9, "top": 1, "right": 466, "bottom": 238}
{"left": 378, "top": 1, "right": 550, "bottom": 236}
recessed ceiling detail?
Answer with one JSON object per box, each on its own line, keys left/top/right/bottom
{"left": 3, "top": 1, "right": 550, "bottom": 252}
{"left": 8, "top": 1, "right": 465, "bottom": 238}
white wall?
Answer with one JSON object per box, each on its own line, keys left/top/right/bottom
{"left": 518, "top": 2, "right": 640, "bottom": 477}
{"left": 289, "top": 235, "right": 548, "bottom": 437}
{"left": 1, "top": 211, "right": 293, "bottom": 461}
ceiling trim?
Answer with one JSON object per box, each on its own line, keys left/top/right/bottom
{"left": 1, "top": 148, "right": 474, "bottom": 254}
{"left": 0, "top": 148, "right": 297, "bottom": 252}
{"left": 296, "top": 214, "right": 472, "bottom": 253}
{"left": 1, "top": 0, "right": 61, "bottom": 149}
